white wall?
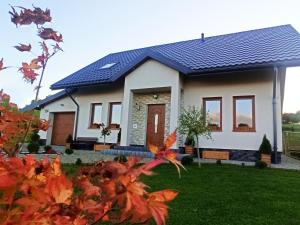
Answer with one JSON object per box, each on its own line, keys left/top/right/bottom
{"left": 40, "top": 86, "right": 124, "bottom": 145}
{"left": 183, "top": 69, "right": 283, "bottom": 152}
{"left": 74, "top": 86, "right": 123, "bottom": 143}
{"left": 120, "top": 59, "right": 181, "bottom": 147}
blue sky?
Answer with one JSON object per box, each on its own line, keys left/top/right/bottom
{"left": 1, "top": 0, "right": 300, "bottom": 112}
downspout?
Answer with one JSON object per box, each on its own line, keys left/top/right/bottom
{"left": 65, "top": 89, "right": 79, "bottom": 140}
{"left": 272, "top": 67, "right": 278, "bottom": 164}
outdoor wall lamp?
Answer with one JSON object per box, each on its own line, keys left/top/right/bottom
{"left": 153, "top": 94, "right": 159, "bottom": 99}
{"left": 135, "top": 102, "right": 141, "bottom": 111}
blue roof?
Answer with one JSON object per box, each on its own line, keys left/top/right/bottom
{"left": 51, "top": 25, "right": 300, "bottom": 90}
{"left": 20, "top": 90, "right": 68, "bottom": 112}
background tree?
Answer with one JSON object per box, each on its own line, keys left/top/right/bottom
{"left": 179, "top": 107, "right": 211, "bottom": 167}
{"left": 0, "top": 5, "right": 63, "bottom": 156}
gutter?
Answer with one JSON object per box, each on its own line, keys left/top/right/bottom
{"left": 65, "top": 89, "right": 79, "bottom": 140}
{"left": 272, "top": 67, "right": 278, "bottom": 164}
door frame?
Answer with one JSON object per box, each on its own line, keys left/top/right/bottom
{"left": 145, "top": 104, "right": 166, "bottom": 147}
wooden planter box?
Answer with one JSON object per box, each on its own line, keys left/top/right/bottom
{"left": 261, "top": 154, "right": 271, "bottom": 165}
{"left": 202, "top": 150, "right": 230, "bottom": 160}
{"left": 94, "top": 144, "right": 110, "bottom": 151}
{"left": 185, "top": 145, "right": 194, "bottom": 154}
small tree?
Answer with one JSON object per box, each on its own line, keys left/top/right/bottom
{"left": 259, "top": 134, "right": 272, "bottom": 155}
{"left": 95, "top": 123, "right": 111, "bottom": 145}
{"left": 179, "top": 107, "right": 211, "bottom": 167}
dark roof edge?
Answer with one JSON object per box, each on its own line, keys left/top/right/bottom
{"left": 20, "top": 90, "right": 72, "bottom": 112}
{"left": 187, "top": 59, "right": 300, "bottom": 76}
{"left": 50, "top": 51, "right": 191, "bottom": 90}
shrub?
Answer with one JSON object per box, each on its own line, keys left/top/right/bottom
{"left": 259, "top": 135, "right": 272, "bottom": 155}
{"left": 181, "top": 155, "right": 193, "bottom": 166}
{"left": 30, "top": 132, "right": 40, "bottom": 142}
{"left": 114, "top": 155, "right": 127, "bottom": 163}
{"left": 65, "top": 148, "right": 74, "bottom": 155}
{"left": 27, "top": 143, "right": 39, "bottom": 153}
{"left": 75, "top": 158, "right": 82, "bottom": 166}
{"left": 216, "top": 159, "right": 222, "bottom": 165}
{"left": 66, "top": 134, "right": 73, "bottom": 143}
{"left": 117, "top": 128, "right": 122, "bottom": 143}
{"left": 184, "top": 135, "right": 195, "bottom": 146}
{"left": 255, "top": 160, "right": 268, "bottom": 169}
{"left": 44, "top": 145, "right": 52, "bottom": 151}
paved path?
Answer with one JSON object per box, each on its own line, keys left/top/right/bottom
{"left": 195, "top": 155, "right": 300, "bottom": 170}
{"left": 21, "top": 146, "right": 300, "bottom": 170}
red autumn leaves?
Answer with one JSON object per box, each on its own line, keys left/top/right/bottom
{"left": 1, "top": 6, "right": 63, "bottom": 83}
{"left": 0, "top": 91, "right": 48, "bottom": 157}
{"left": 0, "top": 132, "right": 180, "bottom": 225}
{"left": 9, "top": 6, "right": 51, "bottom": 27}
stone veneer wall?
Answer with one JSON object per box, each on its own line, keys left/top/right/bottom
{"left": 177, "top": 90, "right": 184, "bottom": 147}
{"left": 130, "top": 92, "right": 171, "bottom": 145}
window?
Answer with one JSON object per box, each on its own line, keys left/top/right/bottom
{"left": 109, "top": 102, "right": 122, "bottom": 128}
{"left": 203, "top": 97, "right": 222, "bottom": 131}
{"left": 90, "top": 103, "right": 102, "bottom": 128}
{"left": 233, "top": 96, "right": 255, "bottom": 132}
{"left": 100, "top": 63, "right": 117, "bottom": 69}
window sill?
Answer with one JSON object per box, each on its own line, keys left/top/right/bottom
{"left": 233, "top": 128, "right": 256, "bottom": 132}
{"left": 88, "top": 127, "right": 99, "bottom": 130}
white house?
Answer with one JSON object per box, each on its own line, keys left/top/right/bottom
{"left": 25, "top": 25, "right": 300, "bottom": 163}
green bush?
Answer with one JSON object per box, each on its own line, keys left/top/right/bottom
{"left": 75, "top": 158, "right": 82, "bottom": 166}
{"left": 27, "top": 143, "right": 39, "bottom": 153}
{"left": 30, "top": 132, "right": 40, "bottom": 142}
{"left": 27, "top": 131, "right": 40, "bottom": 154}
{"left": 44, "top": 145, "right": 52, "bottom": 151}
{"left": 255, "top": 160, "right": 268, "bottom": 169}
{"left": 181, "top": 155, "right": 194, "bottom": 166}
{"left": 114, "top": 155, "right": 127, "bottom": 163}
{"left": 216, "top": 159, "right": 222, "bottom": 165}
{"left": 65, "top": 148, "right": 74, "bottom": 155}
{"left": 259, "top": 135, "right": 272, "bottom": 155}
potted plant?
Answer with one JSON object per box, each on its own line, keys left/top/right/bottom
{"left": 259, "top": 134, "right": 272, "bottom": 165}
{"left": 184, "top": 135, "right": 195, "bottom": 154}
{"left": 65, "top": 134, "right": 73, "bottom": 149}
{"left": 179, "top": 107, "right": 211, "bottom": 167}
{"left": 94, "top": 123, "right": 112, "bottom": 151}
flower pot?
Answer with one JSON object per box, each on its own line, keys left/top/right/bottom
{"left": 261, "top": 154, "right": 271, "bottom": 165}
{"left": 185, "top": 145, "right": 194, "bottom": 155}
{"left": 94, "top": 144, "right": 110, "bottom": 151}
{"left": 65, "top": 143, "right": 71, "bottom": 149}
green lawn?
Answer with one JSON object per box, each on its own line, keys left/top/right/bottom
{"left": 63, "top": 163, "right": 300, "bottom": 225}
{"left": 283, "top": 123, "right": 300, "bottom": 132}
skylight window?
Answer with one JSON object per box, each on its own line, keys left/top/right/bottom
{"left": 100, "top": 63, "right": 117, "bottom": 69}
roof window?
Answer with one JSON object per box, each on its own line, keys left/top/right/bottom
{"left": 100, "top": 63, "right": 117, "bottom": 69}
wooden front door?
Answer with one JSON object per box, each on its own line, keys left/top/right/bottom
{"left": 146, "top": 104, "right": 165, "bottom": 147}
{"left": 51, "top": 112, "right": 75, "bottom": 145}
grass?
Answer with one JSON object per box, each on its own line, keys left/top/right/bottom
{"left": 283, "top": 123, "right": 300, "bottom": 132}
{"left": 63, "top": 163, "right": 300, "bottom": 225}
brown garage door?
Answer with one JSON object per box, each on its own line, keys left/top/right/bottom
{"left": 51, "top": 112, "right": 75, "bottom": 146}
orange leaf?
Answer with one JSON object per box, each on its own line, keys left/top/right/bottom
{"left": 164, "top": 130, "right": 177, "bottom": 149}
{"left": 149, "top": 190, "right": 178, "bottom": 202}
{"left": 148, "top": 144, "right": 159, "bottom": 154}
{"left": 46, "top": 175, "right": 73, "bottom": 204}
{"left": 0, "top": 171, "right": 16, "bottom": 189}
